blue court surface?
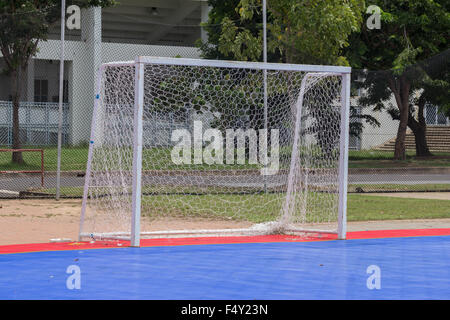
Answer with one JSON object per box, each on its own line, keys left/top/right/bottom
{"left": 0, "top": 235, "right": 449, "bottom": 300}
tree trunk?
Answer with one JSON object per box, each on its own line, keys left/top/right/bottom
{"left": 408, "top": 95, "right": 432, "bottom": 157}
{"left": 390, "top": 76, "right": 411, "bottom": 160}
{"left": 11, "top": 69, "right": 24, "bottom": 164}
{"left": 394, "top": 112, "right": 408, "bottom": 160}
{"left": 411, "top": 125, "right": 432, "bottom": 156}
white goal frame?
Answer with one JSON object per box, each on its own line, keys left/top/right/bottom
{"left": 79, "top": 56, "right": 351, "bottom": 247}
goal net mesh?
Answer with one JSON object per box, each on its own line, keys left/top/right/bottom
{"left": 80, "top": 59, "right": 346, "bottom": 240}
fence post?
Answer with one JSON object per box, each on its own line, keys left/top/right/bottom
{"left": 56, "top": 0, "right": 66, "bottom": 200}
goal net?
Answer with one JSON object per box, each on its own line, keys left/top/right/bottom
{"left": 79, "top": 57, "right": 350, "bottom": 246}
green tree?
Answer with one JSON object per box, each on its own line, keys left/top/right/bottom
{"left": 346, "top": 0, "right": 449, "bottom": 159}
{"left": 198, "top": 0, "right": 376, "bottom": 143}
{"left": 198, "top": 0, "right": 276, "bottom": 61}
{"left": 202, "top": 0, "right": 365, "bottom": 65}
{"left": 419, "top": 49, "right": 449, "bottom": 120}
{"left": 0, "top": 0, "right": 114, "bottom": 164}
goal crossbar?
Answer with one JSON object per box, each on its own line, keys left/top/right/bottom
{"left": 137, "top": 56, "right": 351, "bottom": 73}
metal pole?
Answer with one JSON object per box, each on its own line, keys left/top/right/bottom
{"left": 263, "top": 0, "right": 268, "bottom": 193}
{"left": 263, "top": 0, "right": 267, "bottom": 65}
{"left": 78, "top": 65, "right": 104, "bottom": 241}
{"left": 56, "top": 0, "right": 66, "bottom": 200}
{"left": 131, "top": 58, "right": 145, "bottom": 247}
{"left": 337, "top": 73, "right": 351, "bottom": 240}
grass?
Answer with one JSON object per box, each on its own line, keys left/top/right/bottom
{"left": 0, "top": 146, "right": 88, "bottom": 171}
{"left": 0, "top": 146, "right": 265, "bottom": 172}
{"left": 347, "top": 194, "right": 450, "bottom": 221}
{"left": 140, "top": 193, "right": 450, "bottom": 223}
{"left": 34, "top": 185, "right": 450, "bottom": 222}
{"left": 142, "top": 193, "right": 450, "bottom": 222}
{"left": 349, "top": 150, "right": 450, "bottom": 168}
{"left": 142, "top": 193, "right": 285, "bottom": 223}
{"left": 1, "top": 146, "right": 449, "bottom": 171}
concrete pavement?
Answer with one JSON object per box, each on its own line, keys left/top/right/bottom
{"left": 1, "top": 168, "right": 449, "bottom": 198}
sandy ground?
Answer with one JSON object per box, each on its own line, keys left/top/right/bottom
{"left": 0, "top": 193, "right": 449, "bottom": 246}
{"left": 364, "top": 192, "right": 450, "bottom": 200}
{"left": 0, "top": 199, "right": 82, "bottom": 245}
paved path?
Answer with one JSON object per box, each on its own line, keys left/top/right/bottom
{"left": 363, "top": 192, "right": 450, "bottom": 200}
{"left": 349, "top": 173, "right": 450, "bottom": 184}
{"left": 1, "top": 171, "right": 449, "bottom": 198}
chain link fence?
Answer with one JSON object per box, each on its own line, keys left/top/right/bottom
{"left": 0, "top": 2, "right": 204, "bottom": 198}
{"left": 0, "top": 1, "right": 449, "bottom": 199}
{"left": 347, "top": 53, "right": 450, "bottom": 194}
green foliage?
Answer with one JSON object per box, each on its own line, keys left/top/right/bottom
{"left": 418, "top": 49, "right": 450, "bottom": 117}
{"left": 218, "top": 16, "right": 262, "bottom": 61}
{"left": 198, "top": 0, "right": 270, "bottom": 61}
{"left": 200, "top": 0, "right": 365, "bottom": 65}
{"left": 198, "top": 1, "right": 370, "bottom": 142}
{"left": 346, "top": 0, "right": 449, "bottom": 71}
{"left": 349, "top": 105, "right": 380, "bottom": 138}
{"left": 346, "top": 0, "right": 449, "bottom": 158}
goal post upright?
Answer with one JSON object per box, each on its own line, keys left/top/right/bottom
{"left": 79, "top": 64, "right": 105, "bottom": 241}
{"left": 131, "top": 57, "right": 145, "bottom": 247}
{"left": 337, "top": 72, "right": 351, "bottom": 240}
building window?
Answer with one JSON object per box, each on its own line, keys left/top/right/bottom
{"left": 34, "top": 79, "right": 48, "bottom": 102}
{"left": 52, "top": 80, "right": 69, "bottom": 103}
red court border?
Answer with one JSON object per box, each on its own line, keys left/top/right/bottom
{"left": 1, "top": 228, "right": 449, "bottom": 255}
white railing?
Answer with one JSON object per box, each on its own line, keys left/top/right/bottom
{"left": 425, "top": 103, "right": 450, "bottom": 126}
{"left": 0, "top": 101, "right": 70, "bottom": 146}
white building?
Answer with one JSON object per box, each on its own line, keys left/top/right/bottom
{"left": 0, "top": 0, "right": 209, "bottom": 145}
{"left": 1, "top": 0, "right": 447, "bottom": 150}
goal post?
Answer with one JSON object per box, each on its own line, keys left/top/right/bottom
{"left": 79, "top": 56, "right": 351, "bottom": 246}
{"left": 338, "top": 72, "right": 351, "bottom": 240}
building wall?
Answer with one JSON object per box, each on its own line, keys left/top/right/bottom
{"left": 360, "top": 102, "right": 399, "bottom": 150}
{"left": 24, "top": 8, "right": 201, "bottom": 145}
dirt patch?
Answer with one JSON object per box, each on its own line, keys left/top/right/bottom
{"left": 0, "top": 197, "right": 449, "bottom": 246}
{"left": 364, "top": 192, "right": 450, "bottom": 200}
{"left": 0, "top": 199, "right": 82, "bottom": 245}
{"left": 347, "top": 218, "right": 450, "bottom": 231}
